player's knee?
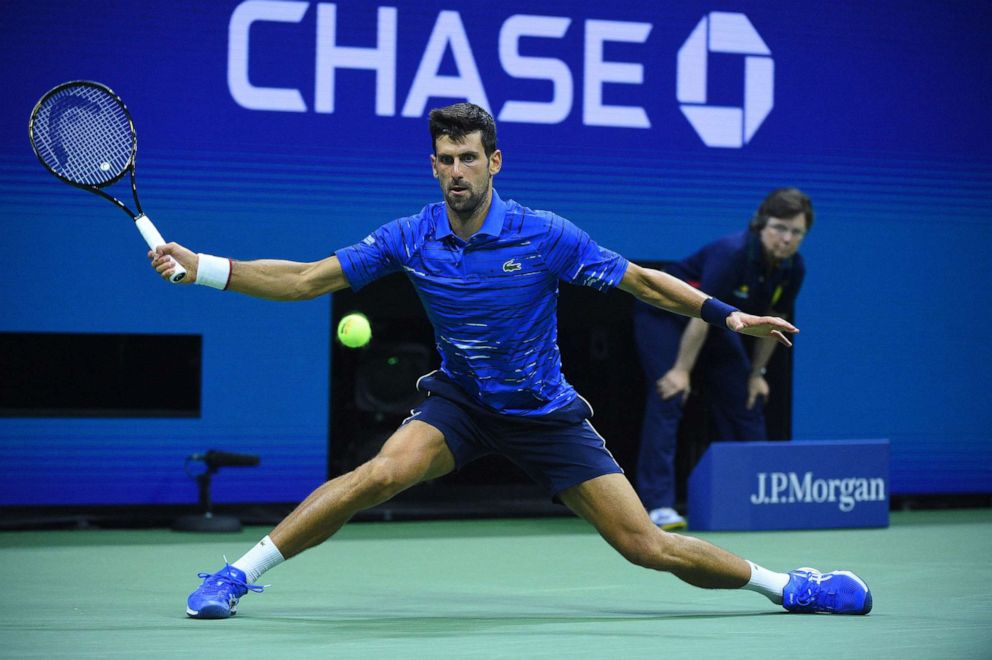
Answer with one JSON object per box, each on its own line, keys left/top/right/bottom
{"left": 614, "top": 529, "right": 676, "bottom": 571}
{"left": 361, "top": 458, "right": 400, "bottom": 497}
{"left": 360, "top": 455, "right": 416, "bottom": 499}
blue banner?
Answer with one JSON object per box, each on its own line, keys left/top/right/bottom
{"left": 1, "top": 1, "right": 990, "bottom": 506}
{"left": 689, "top": 440, "right": 890, "bottom": 531}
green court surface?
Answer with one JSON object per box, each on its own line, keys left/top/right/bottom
{"left": 1, "top": 509, "right": 989, "bottom": 659}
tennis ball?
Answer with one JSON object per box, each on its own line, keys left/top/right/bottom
{"left": 337, "top": 312, "right": 371, "bottom": 348}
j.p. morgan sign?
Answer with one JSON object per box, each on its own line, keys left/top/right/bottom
{"left": 689, "top": 440, "right": 890, "bottom": 531}
{"left": 750, "top": 471, "right": 886, "bottom": 512}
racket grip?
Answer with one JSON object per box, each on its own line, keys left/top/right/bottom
{"left": 135, "top": 214, "right": 187, "bottom": 283}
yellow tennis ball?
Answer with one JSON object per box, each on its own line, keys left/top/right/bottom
{"left": 337, "top": 312, "right": 371, "bottom": 348}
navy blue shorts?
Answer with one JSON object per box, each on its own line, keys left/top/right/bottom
{"left": 404, "top": 372, "right": 623, "bottom": 499}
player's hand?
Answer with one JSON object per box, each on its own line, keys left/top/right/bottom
{"left": 747, "top": 374, "right": 770, "bottom": 409}
{"left": 149, "top": 243, "right": 196, "bottom": 284}
{"left": 657, "top": 368, "right": 690, "bottom": 403}
{"left": 727, "top": 312, "right": 798, "bottom": 347}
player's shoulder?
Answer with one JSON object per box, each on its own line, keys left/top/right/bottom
{"left": 377, "top": 203, "right": 442, "bottom": 236}
{"left": 503, "top": 199, "right": 575, "bottom": 237}
{"left": 357, "top": 204, "right": 441, "bottom": 261}
{"left": 404, "top": 202, "right": 444, "bottom": 228}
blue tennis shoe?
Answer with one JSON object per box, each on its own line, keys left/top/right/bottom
{"left": 783, "top": 567, "right": 872, "bottom": 615}
{"left": 186, "top": 563, "right": 264, "bottom": 619}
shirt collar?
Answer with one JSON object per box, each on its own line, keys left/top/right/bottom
{"left": 435, "top": 189, "right": 506, "bottom": 240}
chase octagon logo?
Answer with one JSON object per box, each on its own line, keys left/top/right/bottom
{"left": 677, "top": 12, "right": 774, "bottom": 148}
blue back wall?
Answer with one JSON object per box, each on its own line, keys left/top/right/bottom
{"left": 1, "top": 0, "right": 990, "bottom": 505}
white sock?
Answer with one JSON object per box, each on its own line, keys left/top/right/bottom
{"left": 232, "top": 535, "right": 285, "bottom": 583}
{"left": 742, "top": 560, "right": 789, "bottom": 605}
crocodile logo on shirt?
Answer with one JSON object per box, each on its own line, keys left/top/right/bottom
{"left": 502, "top": 259, "right": 522, "bottom": 273}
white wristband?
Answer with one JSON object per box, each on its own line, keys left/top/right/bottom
{"left": 195, "top": 253, "right": 231, "bottom": 290}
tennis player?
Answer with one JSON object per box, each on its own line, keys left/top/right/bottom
{"left": 150, "top": 103, "right": 872, "bottom": 620}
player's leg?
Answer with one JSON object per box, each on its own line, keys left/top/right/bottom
{"left": 559, "top": 472, "right": 751, "bottom": 588}
{"left": 269, "top": 420, "right": 455, "bottom": 558}
{"left": 558, "top": 473, "right": 872, "bottom": 613}
{"left": 186, "top": 420, "right": 455, "bottom": 619}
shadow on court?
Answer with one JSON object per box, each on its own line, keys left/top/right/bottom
{"left": 255, "top": 607, "right": 782, "bottom": 631}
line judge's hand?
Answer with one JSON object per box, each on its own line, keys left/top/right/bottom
{"left": 656, "top": 367, "right": 690, "bottom": 403}
{"left": 149, "top": 243, "right": 196, "bottom": 284}
{"left": 727, "top": 312, "right": 798, "bottom": 347}
{"left": 747, "top": 374, "right": 770, "bottom": 409}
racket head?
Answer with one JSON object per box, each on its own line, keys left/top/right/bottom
{"left": 28, "top": 81, "right": 136, "bottom": 188}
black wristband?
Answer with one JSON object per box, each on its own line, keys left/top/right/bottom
{"left": 700, "top": 297, "right": 739, "bottom": 327}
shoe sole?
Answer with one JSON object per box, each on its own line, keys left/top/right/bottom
{"left": 186, "top": 604, "right": 236, "bottom": 619}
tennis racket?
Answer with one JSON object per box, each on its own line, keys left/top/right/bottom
{"left": 28, "top": 80, "right": 187, "bottom": 282}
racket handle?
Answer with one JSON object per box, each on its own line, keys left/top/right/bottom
{"left": 135, "top": 214, "right": 187, "bottom": 283}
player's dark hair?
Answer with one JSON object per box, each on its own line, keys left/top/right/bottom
{"left": 750, "top": 188, "right": 814, "bottom": 232}
{"left": 429, "top": 103, "right": 497, "bottom": 157}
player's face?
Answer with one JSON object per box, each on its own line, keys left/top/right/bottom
{"left": 760, "top": 212, "right": 808, "bottom": 261}
{"left": 431, "top": 132, "right": 501, "bottom": 219}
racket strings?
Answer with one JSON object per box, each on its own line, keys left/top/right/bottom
{"left": 31, "top": 85, "right": 134, "bottom": 186}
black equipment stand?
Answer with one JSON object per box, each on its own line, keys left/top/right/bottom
{"left": 172, "top": 450, "right": 260, "bottom": 533}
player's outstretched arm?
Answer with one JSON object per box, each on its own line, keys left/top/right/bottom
{"left": 149, "top": 244, "right": 350, "bottom": 301}
{"left": 619, "top": 262, "right": 709, "bottom": 316}
{"left": 619, "top": 262, "right": 798, "bottom": 346}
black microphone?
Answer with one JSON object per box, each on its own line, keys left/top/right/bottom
{"left": 188, "top": 450, "right": 260, "bottom": 468}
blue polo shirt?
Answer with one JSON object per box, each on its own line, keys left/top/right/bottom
{"left": 336, "top": 191, "right": 629, "bottom": 415}
{"left": 665, "top": 230, "right": 805, "bottom": 316}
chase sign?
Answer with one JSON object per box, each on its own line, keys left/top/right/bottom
{"left": 226, "top": 2, "right": 775, "bottom": 146}
{"left": 677, "top": 11, "right": 774, "bottom": 148}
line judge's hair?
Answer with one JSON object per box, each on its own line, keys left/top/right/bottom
{"left": 428, "top": 103, "right": 498, "bottom": 157}
{"left": 749, "top": 187, "right": 814, "bottom": 232}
